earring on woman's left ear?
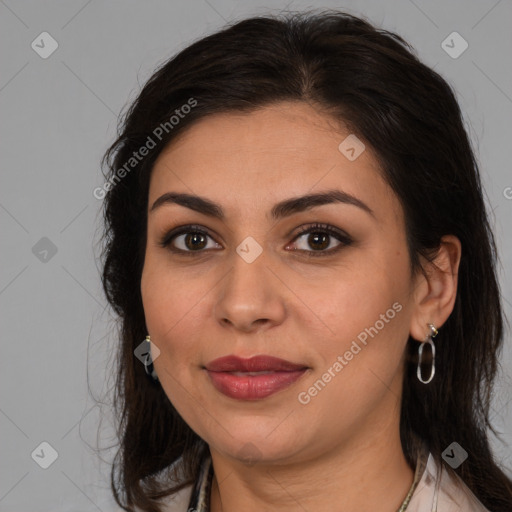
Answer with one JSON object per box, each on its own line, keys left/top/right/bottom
{"left": 417, "top": 323, "right": 438, "bottom": 384}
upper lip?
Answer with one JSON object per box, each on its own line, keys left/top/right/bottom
{"left": 205, "top": 355, "right": 307, "bottom": 372}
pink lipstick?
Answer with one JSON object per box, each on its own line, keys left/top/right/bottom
{"left": 204, "top": 355, "right": 308, "bottom": 400}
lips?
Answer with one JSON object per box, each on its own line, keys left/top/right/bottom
{"left": 204, "top": 355, "right": 308, "bottom": 400}
{"left": 205, "top": 355, "right": 307, "bottom": 373}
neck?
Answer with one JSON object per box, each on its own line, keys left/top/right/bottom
{"left": 209, "top": 414, "right": 414, "bottom": 512}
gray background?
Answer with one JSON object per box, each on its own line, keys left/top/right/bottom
{"left": 1, "top": 0, "right": 511, "bottom": 510}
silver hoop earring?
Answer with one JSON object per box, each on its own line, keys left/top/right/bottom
{"left": 417, "top": 323, "right": 438, "bottom": 384}
{"left": 144, "top": 335, "right": 159, "bottom": 382}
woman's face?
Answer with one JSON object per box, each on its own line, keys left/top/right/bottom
{"left": 141, "top": 101, "right": 422, "bottom": 465}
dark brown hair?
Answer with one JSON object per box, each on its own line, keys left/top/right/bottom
{"left": 99, "top": 9, "right": 512, "bottom": 511}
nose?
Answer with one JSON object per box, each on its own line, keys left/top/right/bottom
{"left": 214, "top": 248, "right": 287, "bottom": 333}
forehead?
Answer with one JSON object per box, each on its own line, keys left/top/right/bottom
{"left": 149, "top": 102, "right": 399, "bottom": 222}
{"left": 156, "top": 102, "right": 362, "bottom": 165}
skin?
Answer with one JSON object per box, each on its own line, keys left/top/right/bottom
{"left": 140, "top": 101, "right": 461, "bottom": 512}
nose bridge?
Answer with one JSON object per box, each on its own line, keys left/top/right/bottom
{"left": 214, "top": 238, "right": 286, "bottom": 330}
{"left": 225, "top": 239, "right": 271, "bottom": 301}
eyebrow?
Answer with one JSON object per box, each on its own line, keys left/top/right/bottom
{"left": 149, "top": 189, "right": 375, "bottom": 221}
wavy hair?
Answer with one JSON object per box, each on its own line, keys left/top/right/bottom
{"left": 99, "top": 9, "right": 512, "bottom": 511}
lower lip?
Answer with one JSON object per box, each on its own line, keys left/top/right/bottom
{"left": 206, "top": 369, "right": 307, "bottom": 400}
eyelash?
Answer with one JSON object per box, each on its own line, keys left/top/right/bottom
{"left": 158, "top": 223, "right": 353, "bottom": 258}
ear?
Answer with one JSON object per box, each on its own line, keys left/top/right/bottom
{"left": 409, "top": 235, "right": 461, "bottom": 342}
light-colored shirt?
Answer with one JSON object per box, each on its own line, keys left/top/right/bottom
{"left": 157, "top": 447, "right": 491, "bottom": 511}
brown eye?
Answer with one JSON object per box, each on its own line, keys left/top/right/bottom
{"left": 159, "top": 225, "right": 222, "bottom": 255}
{"left": 305, "top": 232, "right": 330, "bottom": 251}
{"left": 183, "top": 232, "right": 208, "bottom": 251}
{"left": 288, "top": 223, "right": 353, "bottom": 257}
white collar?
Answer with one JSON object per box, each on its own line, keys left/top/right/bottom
{"left": 406, "top": 452, "right": 490, "bottom": 511}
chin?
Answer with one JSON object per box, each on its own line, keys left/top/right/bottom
{"left": 208, "top": 425, "right": 308, "bottom": 465}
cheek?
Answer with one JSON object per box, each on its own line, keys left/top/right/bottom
{"left": 141, "top": 261, "right": 210, "bottom": 370}
{"left": 308, "top": 249, "right": 411, "bottom": 366}
{"left": 298, "top": 278, "right": 409, "bottom": 431}
{"left": 142, "top": 256, "right": 191, "bottom": 326}
{"left": 316, "top": 266, "right": 403, "bottom": 328}
{"left": 142, "top": 273, "right": 214, "bottom": 438}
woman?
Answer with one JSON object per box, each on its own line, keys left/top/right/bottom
{"left": 99, "top": 10, "right": 512, "bottom": 512}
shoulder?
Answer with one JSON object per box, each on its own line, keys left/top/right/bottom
{"left": 132, "top": 484, "right": 194, "bottom": 512}
{"left": 407, "top": 453, "right": 490, "bottom": 512}
{"left": 131, "top": 456, "right": 196, "bottom": 512}
{"left": 160, "top": 451, "right": 212, "bottom": 512}
{"left": 159, "top": 483, "right": 194, "bottom": 512}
